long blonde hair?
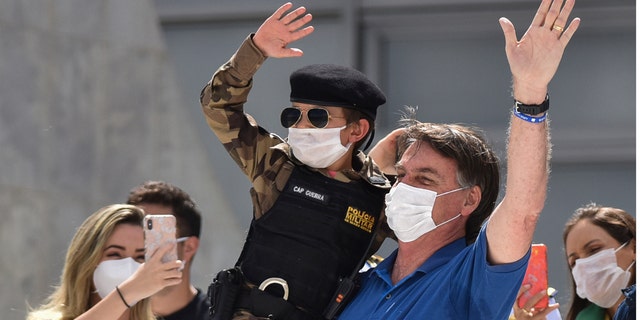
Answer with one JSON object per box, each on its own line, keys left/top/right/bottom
{"left": 27, "top": 204, "right": 154, "bottom": 320}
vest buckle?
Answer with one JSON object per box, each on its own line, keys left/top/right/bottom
{"left": 258, "top": 277, "right": 289, "bottom": 301}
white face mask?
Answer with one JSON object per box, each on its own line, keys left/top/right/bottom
{"left": 385, "top": 182, "right": 467, "bottom": 242}
{"left": 571, "top": 242, "right": 635, "bottom": 308}
{"left": 288, "top": 126, "right": 351, "bottom": 169}
{"left": 93, "top": 257, "right": 141, "bottom": 299}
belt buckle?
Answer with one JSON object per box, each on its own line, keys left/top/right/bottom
{"left": 258, "top": 277, "right": 289, "bottom": 301}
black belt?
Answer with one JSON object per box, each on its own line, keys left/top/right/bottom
{"left": 235, "top": 286, "right": 322, "bottom": 320}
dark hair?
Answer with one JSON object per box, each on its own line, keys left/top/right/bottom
{"left": 397, "top": 111, "right": 500, "bottom": 244}
{"left": 562, "top": 203, "right": 636, "bottom": 320}
{"left": 126, "top": 181, "right": 202, "bottom": 238}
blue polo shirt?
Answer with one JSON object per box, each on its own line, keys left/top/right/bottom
{"left": 338, "top": 225, "right": 529, "bottom": 320}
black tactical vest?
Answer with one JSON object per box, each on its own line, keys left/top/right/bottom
{"left": 238, "top": 165, "right": 387, "bottom": 315}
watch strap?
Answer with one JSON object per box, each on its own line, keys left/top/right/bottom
{"left": 514, "top": 95, "right": 549, "bottom": 115}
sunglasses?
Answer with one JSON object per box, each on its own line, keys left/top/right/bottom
{"left": 280, "top": 107, "right": 345, "bottom": 129}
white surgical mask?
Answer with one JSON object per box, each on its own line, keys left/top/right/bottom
{"left": 571, "top": 242, "right": 635, "bottom": 308}
{"left": 288, "top": 126, "right": 351, "bottom": 168}
{"left": 385, "top": 182, "right": 467, "bottom": 242}
{"left": 93, "top": 257, "right": 141, "bottom": 299}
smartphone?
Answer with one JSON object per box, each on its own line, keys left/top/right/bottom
{"left": 518, "top": 243, "right": 549, "bottom": 310}
{"left": 143, "top": 214, "right": 178, "bottom": 263}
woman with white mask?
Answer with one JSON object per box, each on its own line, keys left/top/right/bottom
{"left": 28, "top": 204, "right": 183, "bottom": 320}
{"left": 563, "top": 203, "right": 635, "bottom": 320}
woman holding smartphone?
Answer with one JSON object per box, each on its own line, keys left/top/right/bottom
{"left": 27, "top": 204, "right": 183, "bottom": 320}
{"left": 563, "top": 203, "right": 635, "bottom": 320}
{"left": 511, "top": 203, "right": 635, "bottom": 320}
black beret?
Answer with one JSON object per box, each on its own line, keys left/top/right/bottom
{"left": 289, "top": 64, "right": 386, "bottom": 121}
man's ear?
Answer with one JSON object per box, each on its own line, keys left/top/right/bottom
{"left": 349, "top": 118, "right": 370, "bottom": 143}
{"left": 461, "top": 186, "right": 481, "bottom": 217}
{"left": 182, "top": 236, "right": 199, "bottom": 264}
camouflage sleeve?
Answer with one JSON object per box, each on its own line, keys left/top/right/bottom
{"left": 199, "top": 34, "right": 284, "bottom": 181}
{"left": 357, "top": 151, "right": 395, "bottom": 252}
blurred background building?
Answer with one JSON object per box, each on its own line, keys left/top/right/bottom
{"left": 1, "top": 0, "right": 634, "bottom": 319}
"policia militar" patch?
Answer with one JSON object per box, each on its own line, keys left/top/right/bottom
{"left": 344, "top": 206, "right": 375, "bottom": 233}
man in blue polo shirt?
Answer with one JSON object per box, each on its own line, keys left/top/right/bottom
{"left": 338, "top": 0, "right": 580, "bottom": 319}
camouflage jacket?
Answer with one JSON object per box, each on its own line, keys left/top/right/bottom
{"left": 200, "top": 35, "right": 392, "bottom": 245}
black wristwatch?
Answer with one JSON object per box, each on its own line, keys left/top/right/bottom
{"left": 514, "top": 95, "right": 549, "bottom": 115}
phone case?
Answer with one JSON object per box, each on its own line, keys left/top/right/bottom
{"left": 144, "top": 215, "right": 178, "bottom": 263}
{"left": 518, "top": 243, "right": 549, "bottom": 310}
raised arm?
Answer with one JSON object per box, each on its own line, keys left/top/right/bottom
{"left": 486, "top": 0, "right": 580, "bottom": 263}
{"left": 199, "top": 3, "right": 314, "bottom": 179}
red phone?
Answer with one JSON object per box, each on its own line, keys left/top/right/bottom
{"left": 518, "top": 243, "right": 548, "bottom": 310}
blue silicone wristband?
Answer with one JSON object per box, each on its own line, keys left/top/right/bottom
{"left": 513, "top": 107, "right": 547, "bottom": 123}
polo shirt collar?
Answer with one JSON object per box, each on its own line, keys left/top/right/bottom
{"left": 374, "top": 237, "right": 467, "bottom": 281}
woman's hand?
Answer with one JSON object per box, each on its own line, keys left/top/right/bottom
{"left": 512, "top": 284, "right": 560, "bottom": 320}
{"left": 117, "top": 243, "right": 183, "bottom": 304}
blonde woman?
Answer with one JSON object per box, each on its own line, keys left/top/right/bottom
{"left": 28, "top": 204, "right": 183, "bottom": 320}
